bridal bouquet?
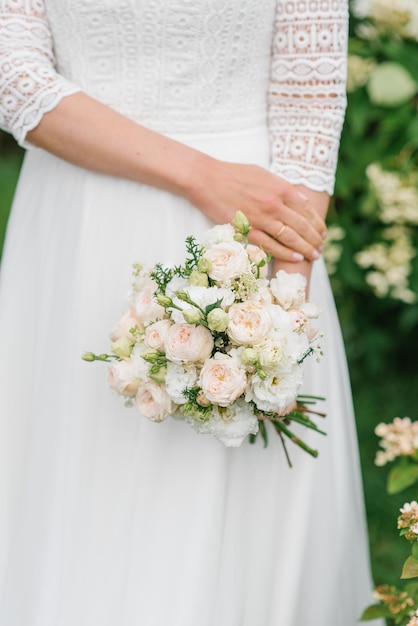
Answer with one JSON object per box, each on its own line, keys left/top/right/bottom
{"left": 83, "top": 212, "right": 325, "bottom": 459}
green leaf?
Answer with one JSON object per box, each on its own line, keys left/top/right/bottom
{"left": 401, "top": 556, "right": 418, "bottom": 579}
{"left": 387, "top": 464, "right": 418, "bottom": 494}
{"left": 412, "top": 542, "right": 418, "bottom": 561}
{"left": 259, "top": 420, "right": 268, "bottom": 448}
{"left": 404, "top": 580, "right": 418, "bottom": 599}
{"left": 359, "top": 605, "right": 391, "bottom": 620}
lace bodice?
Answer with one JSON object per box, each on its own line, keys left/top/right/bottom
{"left": 0, "top": 0, "right": 348, "bottom": 193}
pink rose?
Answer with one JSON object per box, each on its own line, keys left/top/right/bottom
{"left": 227, "top": 301, "right": 271, "bottom": 345}
{"left": 134, "top": 381, "right": 176, "bottom": 422}
{"left": 246, "top": 244, "right": 269, "bottom": 278}
{"left": 199, "top": 353, "right": 247, "bottom": 407}
{"left": 204, "top": 241, "right": 249, "bottom": 283}
{"left": 110, "top": 307, "right": 142, "bottom": 342}
{"left": 144, "top": 319, "right": 173, "bottom": 351}
{"left": 164, "top": 323, "right": 214, "bottom": 365}
{"left": 108, "top": 359, "right": 142, "bottom": 397}
{"left": 134, "top": 279, "right": 166, "bottom": 324}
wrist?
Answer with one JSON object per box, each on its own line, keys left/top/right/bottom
{"left": 179, "top": 150, "right": 217, "bottom": 204}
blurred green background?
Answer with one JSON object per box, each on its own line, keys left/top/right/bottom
{"left": 0, "top": 0, "right": 417, "bottom": 615}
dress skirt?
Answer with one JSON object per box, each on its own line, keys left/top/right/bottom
{"left": 0, "top": 124, "right": 380, "bottom": 625}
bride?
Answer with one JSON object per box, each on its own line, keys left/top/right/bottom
{"left": 0, "top": 1, "right": 382, "bottom": 624}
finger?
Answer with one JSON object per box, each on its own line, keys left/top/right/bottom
{"left": 272, "top": 211, "right": 324, "bottom": 252}
{"left": 280, "top": 186, "right": 327, "bottom": 237}
{"left": 272, "top": 223, "right": 321, "bottom": 262}
{"left": 249, "top": 229, "right": 305, "bottom": 263}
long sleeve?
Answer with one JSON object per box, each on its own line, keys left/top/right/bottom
{"left": 0, "top": 0, "right": 80, "bottom": 147}
{"left": 268, "top": 0, "right": 348, "bottom": 195}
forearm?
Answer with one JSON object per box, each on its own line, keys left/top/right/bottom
{"left": 26, "top": 91, "right": 327, "bottom": 264}
{"left": 26, "top": 91, "right": 206, "bottom": 198}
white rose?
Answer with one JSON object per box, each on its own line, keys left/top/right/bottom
{"left": 257, "top": 337, "right": 287, "bottom": 370}
{"left": 165, "top": 363, "right": 198, "bottom": 404}
{"left": 270, "top": 270, "right": 307, "bottom": 310}
{"left": 227, "top": 301, "right": 271, "bottom": 345}
{"left": 108, "top": 359, "right": 142, "bottom": 397}
{"left": 110, "top": 307, "right": 142, "bottom": 342}
{"left": 202, "top": 224, "right": 235, "bottom": 248}
{"left": 246, "top": 364, "right": 304, "bottom": 414}
{"left": 164, "top": 323, "right": 214, "bottom": 364}
{"left": 145, "top": 319, "right": 173, "bottom": 351}
{"left": 134, "top": 278, "right": 166, "bottom": 323}
{"left": 134, "top": 381, "right": 176, "bottom": 422}
{"left": 204, "top": 241, "right": 250, "bottom": 283}
{"left": 247, "top": 244, "right": 269, "bottom": 278}
{"left": 199, "top": 353, "right": 247, "bottom": 406}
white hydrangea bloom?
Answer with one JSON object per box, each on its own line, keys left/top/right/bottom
{"left": 165, "top": 363, "right": 198, "bottom": 404}
{"left": 186, "top": 399, "right": 259, "bottom": 447}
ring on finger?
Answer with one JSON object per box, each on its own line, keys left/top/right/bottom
{"left": 275, "top": 224, "right": 287, "bottom": 240}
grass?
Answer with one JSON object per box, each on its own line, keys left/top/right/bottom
{"left": 0, "top": 146, "right": 24, "bottom": 259}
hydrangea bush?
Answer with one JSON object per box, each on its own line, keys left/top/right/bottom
{"left": 327, "top": 0, "right": 418, "bottom": 372}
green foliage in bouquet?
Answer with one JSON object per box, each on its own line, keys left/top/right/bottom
{"left": 328, "top": 0, "right": 418, "bottom": 373}
{"left": 361, "top": 416, "right": 418, "bottom": 625}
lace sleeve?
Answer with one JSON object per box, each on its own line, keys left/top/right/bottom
{"left": 0, "top": 0, "right": 80, "bottom": 147}
{"left": 268, "top": 0, "right": 348, "bottom": 195}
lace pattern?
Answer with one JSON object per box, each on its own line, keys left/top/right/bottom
{"left": 268, "top": 0, "right": 348, "bottom": 193}
{"left": 0, "top": 0, "right": 79, "bottom": 146}
{"left": 0, "top": 0, "right": 348, "bottom": 192}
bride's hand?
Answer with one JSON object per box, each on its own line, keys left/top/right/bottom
{"left": 185, "top": 156, "right": 327, "bottom": 263}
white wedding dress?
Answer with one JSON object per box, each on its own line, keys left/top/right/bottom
{"left": 0, "top": 1, "right": 383, "bottom": 625}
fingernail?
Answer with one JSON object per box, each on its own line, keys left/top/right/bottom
{"left": 292, "top": 252, "right": 304, "bottom": 262}
{"left": 312, "top": 250, "right": 321, "bottom": 260}
{"left": 321, "top": 231, "right": 328, "bottom": 240}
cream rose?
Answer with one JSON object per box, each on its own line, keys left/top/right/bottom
{"left": 134, "top": 278, "right": 166, "bottom": 323}
{"left": 199, "top": 353, "right": 247, "bottom": 407}
{"left": 110, "top": 307, "right": 142, "bottom": 342}
{"left": 108, "top": 359, "right": 142, "bottom": 397}
{"left": 204, "top": 241, "right": 250, "bottom": 283}
{"left": 134, "top": 381, "right": 176, "bottom": 422}
{"left": 227, "top": 301, "right": 271, "bottom": 345}
{"left": 164, "top": 323, "right": 214, "bottom": 364}
{"left": 144, "top": 319, "right": 173, "bottom": 351}
{"left": 246, "top": 244, "right": 269, "bottom": 278}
